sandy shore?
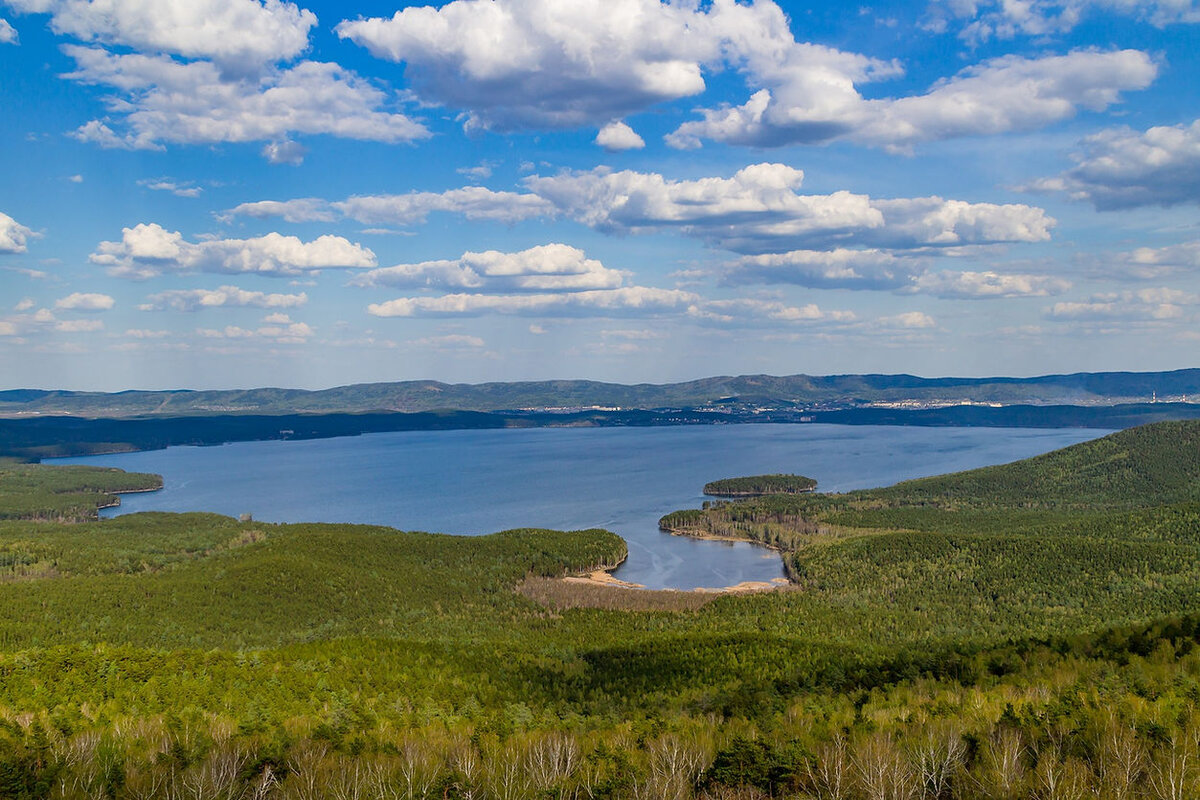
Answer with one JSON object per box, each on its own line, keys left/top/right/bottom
{"left": 564, "top": 570, "right": 790, "bottom": 595}
{"left": 563, "top": 570, "right": 647, "bottom": 589}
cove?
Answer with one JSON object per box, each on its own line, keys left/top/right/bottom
{"left": 58, "top": 423, "right": 1110, "bottom": 590}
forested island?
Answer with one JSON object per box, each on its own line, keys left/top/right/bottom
{"left": 2, "top": 421, "right": 1200, "bottom": 797}
{"left": 703, "top": 474, "right": 818, "bottom": 497}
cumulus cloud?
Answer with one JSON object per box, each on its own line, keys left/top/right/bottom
{"left": 140, "top": 285, "right": 308, "bottom": 312}
{"left": 138, "top": 178, "right": 202, "bottom": 197}
{"left": 926, "top": 0, "right": 1200, "bottom": 44}
{"left": 723, "top": 249, "right": 921, "bottom": 290}
{"left": 596, "top": 121, "right": 645, "bottom": 151}
{"left": 197, "top": 319, "right": 314, "bottom": 342}
{"left": 0, "top": 211, "right": 34, "bottom": 253}
{"left": 525, "top": 163, "right": 1054, "bottom": 253}
{"left": 909, "top": 271, "right": 1071, "bottom": 299}
{"left": 687, "top": 298, "right": 857, "bottom": 325}
{"left": 351, "top": 244, "right": 625, "bottom": 293}
{"left": 368, "top": 286, "right": 696, "bottom": 318}
{"left": 337, "top": 0, "right": 1153, "bottom": 149}
{"left": 1046, "top": 287, "right": 1199, "bottom": 321}
{"left": 225, "top": 198, "right": 337, "bottom": 224}
{"left": 336, "top": 0, "right": 737, "bottom": 130}
{"left": 5, "top": 0, "right": 316, "bottom": 71}
{"left": 1026, "top": 119, "right": 1200, "bottom": 210}
{"left": 1096, "top": 241, "right": 1200, "bottom": 280}
{"left": 723, "top": 249, "right": 1069, "bottom": 298}
{"left": 54, "top": 318, "right": 104, "bottom": 333}
{"left": 228, "top": 187, "right": 555, "bottom": 226}
{"left": 0, "top": 17, "right": 17, "bottom": 43}
{"left": 62, "top": 47, "right": 428, "bottom": 152}
{"left": 55, "top": 292, "right": 115, "bottom": 311}
{"left": 90, "top": 223, "right": 376, "bottom": 279}
{"left": 262, "top": 139, "right": 307, "bottom": 165}
{"left": 410, "top": 333, "right": 486, "bottom": 349}
{"left": 668, "top": 49, "right": 1156, "bottom": 151}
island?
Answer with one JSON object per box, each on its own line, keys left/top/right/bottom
{"left": 703, "top": 473, "right": 817, "bottom": 497}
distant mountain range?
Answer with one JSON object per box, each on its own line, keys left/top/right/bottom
{"left": 3, "top": 369, "right": 1200, "bottom": 418}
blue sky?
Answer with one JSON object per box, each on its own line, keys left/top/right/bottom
{"left": 0, "top": 0, "right": 1198, "bottom": 391}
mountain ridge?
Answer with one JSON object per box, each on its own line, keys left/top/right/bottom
{"left": 4, "top": 368, "right": 1200, "bottom": 418}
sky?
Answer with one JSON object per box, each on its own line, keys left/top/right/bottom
{"left": 0, "top": 0, "right": 1198, "bottom": 391}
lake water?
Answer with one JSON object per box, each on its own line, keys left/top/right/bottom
{"left": 58, "top": 424, "right": 1110, "bottom": 590}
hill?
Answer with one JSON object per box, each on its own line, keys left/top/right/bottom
{"left": 3, "top": 368, "right": 1200, "bottom": 418}
{"left": 3, "top": 422, "right": 1200, "bottom": 798}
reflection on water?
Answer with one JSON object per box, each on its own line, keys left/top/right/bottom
{"left": 58, "top": 424, "right": 1109, "bottom": 590}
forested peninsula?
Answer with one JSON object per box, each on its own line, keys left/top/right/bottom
{"left": 3, "top": 421, "right": 1200, "bottom": 797}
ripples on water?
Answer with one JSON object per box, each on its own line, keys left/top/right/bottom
{"left": 58, "top": 424, "right": 1110, "bottom": 590}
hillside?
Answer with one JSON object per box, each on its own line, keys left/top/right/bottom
{"left": 3, "top": 368, "right": 1200, "bottom": 418}
{"left": 3, "top": 423, "right": 1200, "bottom": 797}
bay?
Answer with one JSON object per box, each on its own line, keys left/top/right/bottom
{"left": 58, "top": 424, "right": 1110, "bottom": 590}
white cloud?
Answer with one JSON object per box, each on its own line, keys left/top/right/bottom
{"left": 456, "top": 163, "right": 494, "bottom": 181}
{"left": 54, "top": 318, "right": 104, "bottom": 333}
{"left": 1026, "top": 119, "right": 1200, "bottom": 210}
{"left": 334, "top": 188, "right": 554, "bottom": 226}
{"left": 596, "top": 121, "right": 645, "bottom": 151}
{"left": 668, "top": 49, "right": 1156, "bottom": 151}
{"left": 687, "top": 298, "right": 857, "bottom": 325}
{"left": 878, "top": 311, "right": 938, "bottom": 329}
{"left": 351, "top": 244, "right": 625, "bottom": 293}
{"left": 926, "top": 0, "right": 1200, "bottom": 44}
{"left": 90, "top": 223, "right": 376, "bottom": 279}
{"left": 140, "top": 285, "right": 308, "bottom": 312}
{"left": 262, "top": 139, "right": 307, "bottom": 165}
{"left": 55, "top": 292, "right": 115, "bottom": 311}
{"left": 63, "top": 47, "right": 429, "bottom": 152}
{"left": 14, "top": 298, "right": 35, "bottom": 312}
{"left": 123, "top": 328, "right": 170, "bottom": 339}
{"left": 1098, "top": 241, "right": 1200, "bottom": 280}
{"left": 68, "top": 174, "right": 83, "bottom": 183}
{"left": 336, "top": 0, "right": 732, "bottom": 130}
{"left": 139, "top": 178, "right": 201, "bottom": 197}
{"left": 368, "top": 286, "right": 697, "bottom": 318}
{"left": 0, "top": 321, "right": 18, "bottom": 336}
{"left": 0, "top": 18, "right": 17, "bottom": 43}
{"left": 723, "top": 250, "right": 1070, "bottom": 298}
{"left": 1046, "top": 287, "right": 1199, "bottom": 321}
{"left": 724, "top": 249, "right": 920, "bottom": 290}
{"left": 5, "top": 0, "right": 315, "bottom": 72}
{"left": 525, "top": 163, "right": 1054, "bottom": 253}
{"left": 197, "top": 321, "right": 314, "bottom": 342}
{"left": 225, "top": 198, "right": 337, "bottom": 223}
{"left": 228, "top": 186, "right": 555, "bottom": 226}
{"left": 908, "top": 271, "right": 1071, "bottom": 299}
{"left": 341, "top": 0, "right": 1132, "bottom": 150}
{"left": 410, "top": 334, "right": 486, "bottom": 348}
{"left": 0, "top": 211, "right": 34, "bottom": 253}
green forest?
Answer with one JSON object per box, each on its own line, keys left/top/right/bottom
{"left": 703, "top": 475, "right": 818, "bottom": 497}
{"left": 3, "top": 422, "right": 1200, "bottom": 798}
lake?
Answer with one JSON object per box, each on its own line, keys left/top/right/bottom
{"left": 58, "top": 424, "right": 1110, "bottom": 590}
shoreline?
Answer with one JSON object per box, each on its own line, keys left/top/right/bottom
{"left": 659, "top": 526, "right": 787, "bottom": 553}
{"left": 5, "top": 405, "right": 1151, "bottom": 461}
{"left": 562, "top": 569, "right": 791, "bottom": 595}
{"left": 95, "top": 482, "right": 164, "bottom": 511}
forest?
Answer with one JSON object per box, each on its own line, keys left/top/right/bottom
{"left": 2, "top": 421, "right": 1200, "bottom": 798}
{"left": 703, "top": 475, "right": 818, "bottom": 497}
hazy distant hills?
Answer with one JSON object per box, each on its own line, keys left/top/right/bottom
{"left": 3, "top": 369, "right": 1200, "bottom": 418}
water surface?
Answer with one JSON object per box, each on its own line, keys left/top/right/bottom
{"left": 59, "top": 424, "right": 1109, "bottom": 590}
